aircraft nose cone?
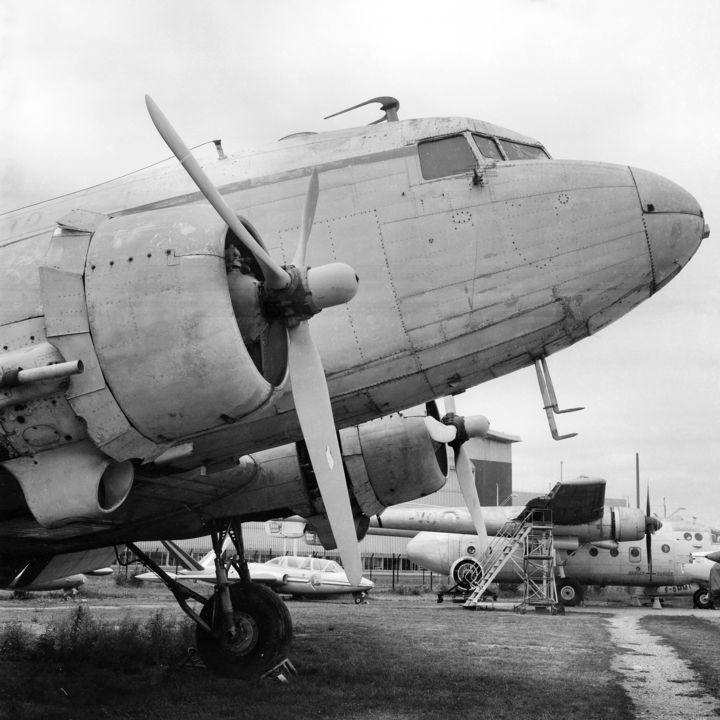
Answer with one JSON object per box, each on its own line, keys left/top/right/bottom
{"left": 631, "top": 167, "right": 708, "bottom": 291}
{"left": 406, "top": 532, "right": 445, "bottom": 573}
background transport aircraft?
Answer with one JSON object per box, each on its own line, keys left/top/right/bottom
{"left": 407, "top": 513, "right": 719, "bottom": 608}
{"left": 0, "top": 95, "right": 707, "bottom": 676}
{"left": 135, "top": 541, "right": 374, "bottom": 601}
{"left": 681, "top": 549, "right": 720, "bottom": 609}
{"left": 368, "top": 477, "right": 656, "bottom": 545}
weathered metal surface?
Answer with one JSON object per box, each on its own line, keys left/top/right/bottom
{"left": 84, "top": 206, "right": 274, "bottom": 441}
{"left": 3, "top": 439, "right": 133, "bottom": 527}
{"left": 0, "top": 112, "right": 706, "bottom": 559}
{"left": 40, "top": 266, "right": 160, "bottom": 461}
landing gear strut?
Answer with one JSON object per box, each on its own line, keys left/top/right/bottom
{"left": 128, "top": 519, "right": 292, "bottom": 678}
{"left": 197, "top": 582, "right": 292, "bottom": 678}
{"left": 196, "top": 520, "right": 292, "bottom": 678}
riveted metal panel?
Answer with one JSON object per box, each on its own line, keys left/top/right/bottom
{"left": 39, "top": 268, "right": 89, "bottom": 337}
{"left": 41, "top": 263, "right": 160, "bottom": 462}
{"left": 84, "top": 207, "right": 273, "bottom": 441}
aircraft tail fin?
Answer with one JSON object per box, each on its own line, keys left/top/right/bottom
{"left": 161, "top": 540, "right": 206, "bottom": 571}
{"left": 161, "top": 536, "right": 235, "bottom": 571}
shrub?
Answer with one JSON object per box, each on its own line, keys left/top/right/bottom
{"left": 0, "top": 622, "right": 33, "bottom": 658}
{"left": 1, "top": 606, "right": 196, "bottom": 671}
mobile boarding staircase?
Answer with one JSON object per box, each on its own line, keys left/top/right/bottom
{"left": 462, "top": 508, "right": 562, "bottom": 614}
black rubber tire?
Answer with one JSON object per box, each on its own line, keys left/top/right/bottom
{"left": 556, "top": 578, "right": 584, "bottom": 607}
{"left": 196, "top": 583, "right": 292, "bottom": 678}
{"left": 693, "top": 587, "right": 713, "bottom": 610}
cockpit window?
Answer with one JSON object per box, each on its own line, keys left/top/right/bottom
{"left": 472, "top": 133, "right": 503, "bottom": 161}
{"left": 712, "top": 528, "right": 720, "bottom": 544}
{"left": 498, "top": 139, "right": 549, "bottom": 160}
{"left": 418, "top": 135, "right": 477, "bottom": 180}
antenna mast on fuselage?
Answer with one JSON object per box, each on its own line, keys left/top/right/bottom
{"left": 324, "top": 96, "right": 400, "bottom": 124}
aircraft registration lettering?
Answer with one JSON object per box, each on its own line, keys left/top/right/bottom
{"left": 656, "top": 584, "right": 693, "bottom": 594}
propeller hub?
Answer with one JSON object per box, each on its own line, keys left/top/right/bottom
{"left": 646, "top": 516, "right": 662, "bottom": 533}
{"left": 441, "top": 413, "right": 490, "bottom": 448}
{"left": 261, "top": 264, "right": 358, "bottom": 327}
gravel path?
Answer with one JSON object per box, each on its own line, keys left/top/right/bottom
{"left": 607, "top": 612, "right": 720, "bottom": 718}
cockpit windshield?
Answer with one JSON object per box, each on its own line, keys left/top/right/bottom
{"left": 498, "top": 139, "right": 549, "bottom": 160}
{"left": 472, "top": 134, "right": 503, "bottom": 161}
{"left": 712, "top": 528, "right": 720, "bottom": 544}
{"left": 418, "top": 132, "right": 549, "bottom": 181}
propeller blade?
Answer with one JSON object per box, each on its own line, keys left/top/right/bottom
{"left": 424, "top": 416, "right": 458, "bottom": 444}
{"left": 646, "top": 486, "right": 653, "bottom": 580}
{"left": 455, "top": 445, "right": 489, "bottom": 552}
{"left": 291, "top": 169, "right": 319, "bottom": 268}
{"left": 145, "top": 95, "right": 290, "bottom": 290}
{"left": 286, "top": 321, "right": 362, "bottom": 585}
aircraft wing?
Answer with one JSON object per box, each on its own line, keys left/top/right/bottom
{"left": 10, "top": 546, "right": 117, "bottom": 590}
{"left": 521, "top": 477, "right": 606, "bottom": 525}
{"left": 135, "top": 561, "right": 288, "bottom": 588}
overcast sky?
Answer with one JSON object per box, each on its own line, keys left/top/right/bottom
{"left": 2, "top": 1, "right": 719, "bottom": 522}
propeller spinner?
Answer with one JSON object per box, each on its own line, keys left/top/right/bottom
{"left": 145, "top": 96, "right": 362, "bottom": 584}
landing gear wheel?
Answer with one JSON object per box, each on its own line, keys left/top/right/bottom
{"left": 196, "top": 583, "right": 292, "bottom": 678}
{"left": 557, "top": 579, "right": 584, "bottom": 607}
{"left": 693, "top": 587, "right": 713, "bottom": 610}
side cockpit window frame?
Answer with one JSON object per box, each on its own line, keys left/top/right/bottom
{"left": 417, "top": 133, "right": 479, "bottom": 181}
{"left": 415, "top": 130, "right": 551, "bottom": 183}
{"left": 471, "top": 133, "right": 504, "bottom": 162}
{"left": 497, "top": 138, "right": 551, "bottom": 161}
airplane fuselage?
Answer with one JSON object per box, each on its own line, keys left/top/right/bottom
{"left": 407, "top": 520, "right": 719, "bottom": 590}
{"left": 1, "top": 117, "right": 704, "bottom": 467}
{"left": 0, "top": 113, "right": 706, "bottom": 560}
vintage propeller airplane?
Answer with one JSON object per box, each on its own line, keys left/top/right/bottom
{"left": 407, "top": 507, "right": 719, "bottom": 608}
{"left": 0, "top": 95, "right": 708, "bottom": 676}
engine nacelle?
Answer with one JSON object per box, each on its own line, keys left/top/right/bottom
{"left": 559, "top": 506, "right": 648, "bottom": 543}
{"left": 339, "top": 405, "right": 448, "bottom": 515}
{"left": 3, "top": 440, "right": 134, "bottom": 527}
{"left": 196, "top": 405, "right": 448, "bottom": 550}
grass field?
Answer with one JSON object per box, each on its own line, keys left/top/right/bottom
{"left": 0, "top": 576, "right": 647, "bottom": 720}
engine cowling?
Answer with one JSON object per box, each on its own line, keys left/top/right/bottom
{"left": 84, "top": 207, "right": 279, "bottom": 443}
{"left": 195, "top": 405, "right": 448, "bottom": 551}
{"left": 559, "top": 506, "right": 648, "bottom": 544}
